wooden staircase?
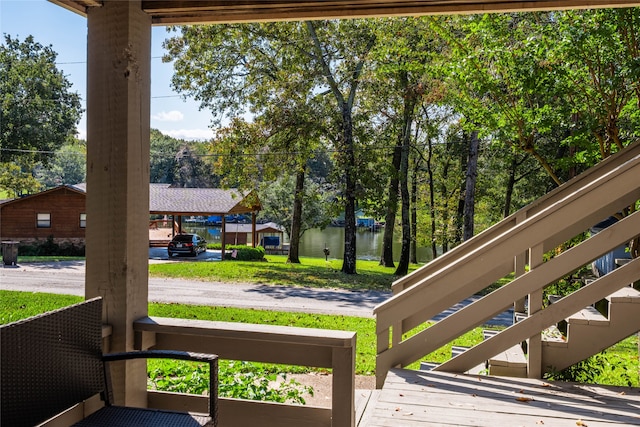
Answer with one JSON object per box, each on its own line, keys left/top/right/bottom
{"left": 541, "top": 286, "right": 640, "bottom": 374}
{"left": 375, "top": 141, "right": 640, "bottom": 388}
{"left": 424, "top": 286, "right": 640, "bottom": 379}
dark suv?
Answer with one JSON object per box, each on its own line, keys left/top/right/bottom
{"left": 167, "top": 233, "right": 207, "bottom": 257}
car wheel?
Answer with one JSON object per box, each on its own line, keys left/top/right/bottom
{"left": 168, "top": 251, "right": 173, "bottom": 257}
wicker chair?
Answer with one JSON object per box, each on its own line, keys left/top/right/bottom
{"left": 0, "top": 297, "right": 218, "bottom": 427}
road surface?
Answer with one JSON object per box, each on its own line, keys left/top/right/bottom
{"left": 0, "top": 254, "right": 513, "bottom": 324}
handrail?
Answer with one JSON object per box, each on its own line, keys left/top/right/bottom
{"left": 392, "top": 141, "right": 640, "bottom": 294}
{"left": 375, "top": 143, "right": 640, "bottom": 387}
{"left": 376, "top": 151, "right": 640, "bottom": 328}
{"left": 134, "top": 316, "right": 356, "bottom": 427}
{"left": 438, "top": 257, "right": 640, "bottom": 373}
{"left": 376, "top": 210, "right": 640, "bottom": 372}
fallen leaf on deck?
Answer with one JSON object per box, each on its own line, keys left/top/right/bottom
{"left": 576, "top": 420, "right": 588, "bottom": 426}
{"left": 536, "top": 421, "right": 545, "bottom": 425}
{"left": 516, "top": 397, "right": 534, "bottom": 402}
{"left": 541, "top": 383, "right": 551, "bottom": 387}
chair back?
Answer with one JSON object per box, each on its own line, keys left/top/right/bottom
{"left": 1, "top": 298, "right": 106, "bottom": 427}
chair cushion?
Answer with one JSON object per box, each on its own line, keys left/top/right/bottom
{"left": 72, "top": 406, "right": 213, "bottom": 427}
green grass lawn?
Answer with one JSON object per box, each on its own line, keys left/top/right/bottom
{"left": 149, "top": 255, "right": 418, "bottom": 291}
{"left": 2, "top": 289, "right": 637, "bottom": 387}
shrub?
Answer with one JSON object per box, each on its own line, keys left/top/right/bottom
{"left": 206, "top": 244, "right": 265, "bottom": 261}
{"left": 147, "top": 360, "right": 313, "bottom": 404}
{"left": 17, "top": 236, "right": 85, "bottom": 256}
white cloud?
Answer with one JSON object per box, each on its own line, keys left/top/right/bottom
{"left": 151, "top": 110, "right": 184, "bottom": 122}
{"left": 161, "top": 128, "right": 214, "bottom": 141}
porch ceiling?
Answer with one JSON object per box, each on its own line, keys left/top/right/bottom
{"left": 50, "top": 0, "right": 640, "bottom": 25}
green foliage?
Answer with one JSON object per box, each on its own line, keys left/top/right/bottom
{"left": 0, "top": 162, "right": 42, "bottom": 197}
{"left": 258, "top": 175, "right": 333, "bottom": 240}
{"left": 544, "top": 351, "right": 637, "bottom": 387}
{"left": 213, "top": 244, "right": 265, "bottom": 261}
{"left": 1, "top": 34, "right": 82, "bottom": 188}
{"left": 17, "top": 236, "right": 85, "bottom": 257}
{"left": 147, "top": 359, "right": 312, "bottom": 404}
{"left": 35, "top": 141, "right": 86, "bottom": 188}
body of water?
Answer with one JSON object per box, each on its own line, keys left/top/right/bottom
{"left": 184, "top": 224, "right": 433, "bottom": 263}
{"left": 298, "top": 227, "right": 433, "bottom": 262}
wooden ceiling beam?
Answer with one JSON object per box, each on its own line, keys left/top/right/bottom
{"left": 50, "top": 0, "right": 640, "bottom": 25}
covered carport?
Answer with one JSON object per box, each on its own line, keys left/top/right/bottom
{"left": 149, "top": 184, "right": 262, "bottom": 258}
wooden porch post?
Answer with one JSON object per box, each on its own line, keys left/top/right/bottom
{"left": 85, "top": 0, "right": 151, "bottom": 407}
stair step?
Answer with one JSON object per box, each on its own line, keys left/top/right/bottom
{"left": 483, "top": 329, "right": 499, "bottom": 340}
{"left": 419, "top": 362, "right": 440, "bottom": 371}
{"left": 514, "top": 312, "right": 527, "bottom": 323}
{"left": 607, "top": 286, "right": 640, "bottom": 303}
{"left": 488, "top": 344, "right": 527, "bottom": 368}
{"left": 567, "top": 305, "right": 608, "bottom": 325}
{"left": 451, "top": 345, "right": 469, "bottom": 358}
{"left": 488, "top": 344, "right": 527, "bottom": 377}
{"left": 541, "top": 324, "right": 565, "bottom": 342}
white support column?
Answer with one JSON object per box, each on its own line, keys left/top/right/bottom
{"left": 86, "top": 0, "right": 151, "bottom": 406}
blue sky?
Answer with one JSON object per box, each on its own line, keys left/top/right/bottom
{"left": 1, "top": 0, "right": 214, "bottom": 141}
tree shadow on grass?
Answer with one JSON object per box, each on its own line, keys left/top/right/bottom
{"left": 248, "top": 264, "right": 394, "bottom": 291}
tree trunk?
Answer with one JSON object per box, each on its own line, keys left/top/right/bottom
{"left": 410, "top": 155, "right": 419, "bottom": 264}
{"left": 341, "top": 104, "right": 357, "bottom": 274}
{"left": 503, "top": 154, "right": 517, "bottom": 218}
{"left": 463, "top": 130, "right": 479, "bottom": 241}
{"left": 427, "top": 135, "right": 438, "bottom": 259}
{"left": 395, "top": 138, "right": 410, "bottom": 276}
{"left": 287, "top": 168, "right": 305, "bottom": 263}
{"left": 394, "top": 80, "right": 413, "bottom": 276}
{"left": 379, "top": 136, "right": 402, "bottom": 268}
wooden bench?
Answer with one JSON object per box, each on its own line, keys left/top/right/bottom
{"left": 0, "top": 297, "right": 218, "bottom": 427}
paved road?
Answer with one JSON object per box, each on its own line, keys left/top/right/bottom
{"left": 0, "top": 253, "right": 513, "bottom": 325}
{"left": 0, "top": 256, "right": 388, "bottom": 318}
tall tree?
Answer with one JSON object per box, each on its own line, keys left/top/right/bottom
{"left": 35, "top": 140, "right": 86, "bottom": 188}
{"left": 0, "top": 35, "right": 82, "bottom": 195}
{"left": 305, "top": 20, "right": 376, "bottom": 274}
{"left": 165, "top": 22, "right": 328, "bottom": 264}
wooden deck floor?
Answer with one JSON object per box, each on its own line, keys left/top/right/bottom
{"left": 357, "top": 368, "right": 640, "bottom": 426}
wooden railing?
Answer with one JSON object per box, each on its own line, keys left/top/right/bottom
{"left": 134, "top": 317, "right": 356, "bottom": 427}
{"left": 375, "top": 142, "right": 640, "bottom": 388}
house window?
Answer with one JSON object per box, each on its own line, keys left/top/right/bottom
{"left": 37, "top": 213, "right": 51, "bottom": 228}
{"left": 80, "top": 213, "right": 87, "bottom": 228}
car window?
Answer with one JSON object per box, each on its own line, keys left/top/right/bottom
{"left": 173, "top": 235, "right": 194, "bottom": 242}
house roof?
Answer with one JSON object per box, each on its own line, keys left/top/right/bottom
{"left": 223, "top": 222, "right": 284, "bottom": 234}
{"left": 0, "top": 185, "right": 86, "bottom": 208}
{"left": 148, "top": 184, "right": 261, "bottom": 215}
{"left": 8, "top": 184, "right": 262, "bottom": 216}
{"left": 50, "top": 1, "right": 640, "bottom": 24}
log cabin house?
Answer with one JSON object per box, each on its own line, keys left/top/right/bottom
{"left": 0, "top": 185, "right": 86, "bottom": 247}
{"left": 0, "top": 183, "right": 262, "bottom": 257}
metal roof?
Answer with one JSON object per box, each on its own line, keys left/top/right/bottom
{"left": 50, "top": 0, "right": 640, "bottom": 25}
